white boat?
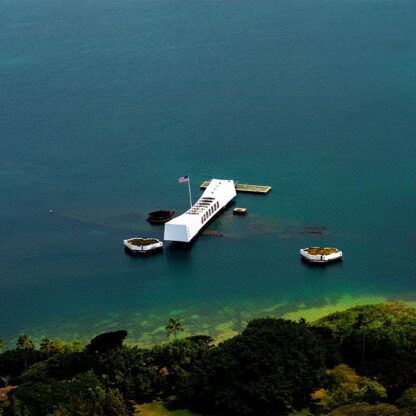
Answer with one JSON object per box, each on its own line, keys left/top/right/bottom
{"left": 124, "top": 237, "right": 163, "bottom": 254}
{"left": 164, "top": 179, "right": 236, "bottom": 243}
{"left": 300, "top": 247, "right": 342, "bottom": 263}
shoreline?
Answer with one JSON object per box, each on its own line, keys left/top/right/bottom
{"left": 2, "top": 294, "right": 395, "bottom": 349}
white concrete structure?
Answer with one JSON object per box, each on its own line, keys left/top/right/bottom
{"left": 164, "top": 179, "right": 236, "bottom": 243}
{"left": 124, "top": 238, "right": 163, "bottom": 254}
{"left": 300, "top": 247, "right": 343, "bottom": 263}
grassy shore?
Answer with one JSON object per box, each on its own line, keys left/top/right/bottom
{"left": 135, "top": 402, "right": 198, "bottom": 416}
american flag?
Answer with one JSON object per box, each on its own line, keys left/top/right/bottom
{"left": 178, "top": 175, "right": 189, "bottom": 183}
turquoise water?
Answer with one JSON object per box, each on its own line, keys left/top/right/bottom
{"left": 1, "top": 0, "right": 415, "bottom": 346}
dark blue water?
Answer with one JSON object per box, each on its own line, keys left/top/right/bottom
{"left": 1, "top": 0, "right": 415, "bottom": 346}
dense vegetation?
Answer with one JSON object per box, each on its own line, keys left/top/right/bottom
{"left": 1, "top": 302, "right": 416, "bottom": 415}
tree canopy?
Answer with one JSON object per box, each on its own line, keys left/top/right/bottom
{"left": 176, "top": 318, "right": 328, "bottom": 415}
{"left": 311, "top": 364, "right": 386, "bottom": 411}
{"left": 86, "top": 330, "right": 128, "bottom": 354}
{"left": 2, "top": 303, "right": 416, "bottom": 415}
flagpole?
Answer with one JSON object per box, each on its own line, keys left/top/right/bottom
{"left": 187, "top": 174, "right": 193, "bottom": 208}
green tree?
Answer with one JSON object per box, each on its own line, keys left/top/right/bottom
{"left": 311, "top": 364, "right": 387, "bottom": 411}
{"left": 315, "top": 302, "right": 416, "bottom": 366}
{"left": 16, "top": 335, "right": 35, "bottom": 351}
{"left": 13, "top": 380, "right": 71, "bottom": 415}
{"left": 364, "top": 353, "right": 416, "bottom": 401}
{"left": 152, "top": 337, "right": 212, "bottom": 399}
{"left": 288, "top": 410, "right": 313, "bottom": 416}
{"left": 315, "top": 302, "right": 416, "bottom": 400}
{"left": 48, "top": 386, "right": 130, "bottom": 416}
{"left": 86, "top": 330, "right": 127, "bottom": 354}
{"left": 49, "top": 405, "right": 71, "bottom": 416}
{"left": 13, "top": 371, "right": 131, "bottom": 415}
{"left": 397, "top": 385, "right": 416, "bottom": 414}
{"left": 353, "top": 312, "right": 370, "bottom": 365}
{"left": 16, "top": 334, "right": 35, "bottom": 371}
{"left": 179, "top": 318, "right": 327, "bottom": 416}
{"left": 166, "top": 318, "right": 184, "bottom": 340}
{"left": 0, "top": 349, "right": 44, "bottom": 383}
{"left": 327, "top": 403, "right": 400, "bottom": 416}
{"left": 46, "top": 351, "right": 93, "bottom": 380}
{"left": 0, "top": 339, "right": 4, "bottom": 351}
{"left": 40, "top": 338, "right": 55, "bottom": 358}
{"left": 95, "top": 346, "right": 162, "bottom": 402}
{"left": 67, "top": 339, "right": 84, "bottom": 352}
{"left": 0, "top": 374, "right": 10, "bottom": 387}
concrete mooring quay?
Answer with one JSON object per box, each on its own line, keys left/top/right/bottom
{"left": 200, "top": 181, "right": 271, "bottom": 194}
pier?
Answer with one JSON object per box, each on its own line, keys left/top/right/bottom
{"left": 165, "top": 179, "right": 237, "bottom": 242}
{"left": 200, "top": 181, "right": 271, "bottom": 194}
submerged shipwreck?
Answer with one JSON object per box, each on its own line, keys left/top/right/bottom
{"left": 147, "top": 209, "right": 175, "bottom": 224}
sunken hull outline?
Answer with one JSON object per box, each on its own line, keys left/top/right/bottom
{"left": 147, "top": 210, "right": 175, "bottom": 224}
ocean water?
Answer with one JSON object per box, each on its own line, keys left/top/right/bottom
{"left": 1, "top": 0, "right": 415, "bottom": 346}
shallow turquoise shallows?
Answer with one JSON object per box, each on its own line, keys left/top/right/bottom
{"left": 1, "top": 0, "right": 415, "bottom": 346}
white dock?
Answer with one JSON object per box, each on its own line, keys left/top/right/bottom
{"left": 164, "top": 179, "right": 236, "bottom": 243}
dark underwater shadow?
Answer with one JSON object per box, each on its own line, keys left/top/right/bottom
{"left": 165, "top": 239, "right": 196, "bottom": 253}
{"left": 300, "top": 256, "right": 344, "bottom": 270}
{"left": 164, "top": 241, "right": 196, "bottom": 270}
{"left": 123, "top": 247, "right": 164, "bottom": 262}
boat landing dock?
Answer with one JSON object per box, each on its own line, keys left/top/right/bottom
{"left": 200, "top": 181, "right": 271, "bottom": 194}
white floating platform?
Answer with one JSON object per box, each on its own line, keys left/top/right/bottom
{"left": 124, "top": 237, "right": 163, "bottom": 254}
{"left": 164, "top": 179, "right": 236, "bottom": 243}
{"left": 300, "top": 247, "right": 342, "bottom": 263}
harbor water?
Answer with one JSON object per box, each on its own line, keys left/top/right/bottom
{"left": 1, "top": 0, "right": 415, "bottom": 346}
